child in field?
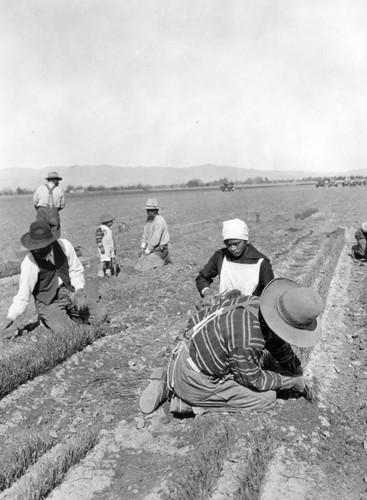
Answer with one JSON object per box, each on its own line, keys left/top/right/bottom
{"left": 96, "top": 214, "right": 117, "bottom": 277}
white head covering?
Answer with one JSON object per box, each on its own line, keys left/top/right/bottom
{"left": 222, "top": 218, "right": 249, "bottom": 242}
{"left": 361, "top": 221, "right": 367, "bottom": 232}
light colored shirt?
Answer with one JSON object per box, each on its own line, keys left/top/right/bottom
{"left": 33, "top": 182, "right": 66, "bottom": 210}
{"left": 141, "top": 214, "right": 169, "bottom": 252}
{"left": 7, "top": 239, "right": 85, "bottom": 321}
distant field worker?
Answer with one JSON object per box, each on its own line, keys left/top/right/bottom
{"left": 33, "top": 171, "right": 65, "bottom": 234}
{"left": 96, "top": 214, "right": 117, "bottom": 277}
{"left": 134, "top": 199, "right": 170, "bottom": 271}
{"left": 0, "top": 220, "right": 107, "bottom": 339}
{"left": 351, "top": 221, "right": 367, "bottom": 260}
{"left": 196, "top": 218, "right": 274, "bottom": 305}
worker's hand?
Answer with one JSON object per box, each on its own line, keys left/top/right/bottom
{"left": 291, "top": 376, "right": 306, "bottom": 392}
{"left": 201, "top": 288, "right": 216, "bottom": 307}
{"left": 0, "top": 318, "right": 15, "bottom": 340}
{"left": 71, "top": 289, "right": 89, "bottom": 312}
{"left": 144, "top": 248, "right": 151, "bottom": 255}
{"left": 100, "top": 247, "right": 105, "bottom": 255}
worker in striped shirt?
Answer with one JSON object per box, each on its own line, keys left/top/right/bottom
{"left": 140, "top": 278, "right": 324, "bottom": 415}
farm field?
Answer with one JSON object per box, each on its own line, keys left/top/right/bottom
{"left": 0, "top": 184, "right": 366, "bottom": 499}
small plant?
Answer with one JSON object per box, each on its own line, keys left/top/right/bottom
{"left": 167, "top": 423, "right": 230, "bottom": 500}
{"left": 0, "top": 433, "right": 55, "bottom": 492}
{"left": 295, "top": 208, "right": 319, "bottom": 220}
{"left": 234, "top": 426, "right": 277, "bottom": 500}
{"left": 0, "top": 322, "right": 107, "bottom": 399}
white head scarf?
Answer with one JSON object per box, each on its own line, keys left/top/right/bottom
{"left": 222, "top": 218, "right": 249, "bottom": 242}
{"left": 361, "top": 221, "right": 367, "bottom": 232}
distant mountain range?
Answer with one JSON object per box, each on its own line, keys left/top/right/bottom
{"left": 1, "top": 164, "right": 367, "bottom": 190}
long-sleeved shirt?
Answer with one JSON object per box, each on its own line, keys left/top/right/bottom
{"left": 187, "top": 295, "right": 301, "bottom": 392}
{"left": 33, "top": 182, "right": 66, "bottom": 210}
{"left": 95, "top": 224, "right": 116, "bottom": 261}
{"left": 196, "top": 244, "right": 274, "bottom": 297}
{"left": 141, "top": 214, "right": 169, "bottom": 252}
{"left": 7, "top": 239, "right": 84, "bottom": 321}
{"left": 354, "top": 226, "right": 367, "bottom": 257}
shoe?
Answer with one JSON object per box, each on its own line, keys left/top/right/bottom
{"left": 169, "top": 396, "right": 193, "bottom": 415}
{"left": 139, "top": 368, "right": 169, "bottom": 414}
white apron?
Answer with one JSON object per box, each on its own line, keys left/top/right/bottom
{"left": 219, "top": 257, "right": 263, "bottom": 296}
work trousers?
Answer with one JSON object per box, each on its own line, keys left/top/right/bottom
{"left": 167, "top": 342, "right": 276, "bottom": 413}
{"left": 35, "top": 285, "right": 108, "bottom": 334}
{"left": 36, "top": 206, "right": 61, "bottom": 234}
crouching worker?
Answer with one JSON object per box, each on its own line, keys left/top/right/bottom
{"left": 351, "top": 221, "right": 367, "bottom": 261}
{"left": 0, "top": 220, "right": 108, "bottom": 339}
{"left": 139, "top": 278, "right": 324, "bottom": 415}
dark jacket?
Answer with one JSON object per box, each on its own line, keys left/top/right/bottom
{"left": 195, "top": 244, "right": 274, "bottom": 297}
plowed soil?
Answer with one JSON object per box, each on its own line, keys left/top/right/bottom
{"left": 0, "top": 184, "right": 366, "bottom": 499}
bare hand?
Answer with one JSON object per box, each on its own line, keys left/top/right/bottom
{"left": 292, "top": 376, "right": 306, "bottom": 392}
{"left": 71, "top": 290, "right": 89, "bottom": 312}
{"left": 201, "top": 289, "right": 217, "bottom": 307}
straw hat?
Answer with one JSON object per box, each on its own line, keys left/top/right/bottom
{"left": 145, "top": 199, "right": 159, "bottom": 210}
{"left": 259, "top": 278, "right": 324, "bottom": 347}
{"left": 21, "top": 220, "right": 60, "bottom": 250}
{"left": 100, "top": 214, "right": 115, "bottom": 224}
{"left": 46, "top": 171, "right": 62, "bottom": 180}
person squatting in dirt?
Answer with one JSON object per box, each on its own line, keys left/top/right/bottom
{"left": 135, "top": 198, "right": 171, "bottom": 271}
{"left": 351, "top": 220, "right": 367, "bottom": 261}
{"left": 139, "top": 278, "right": 324, "bottom": 416}
{"left": 196, "top": 218, "right": 274, "bottom": 306}
{"left": 33, "top": 171, "right": 66, "bottom": 235}
{"left": 96, "top": 214, "right": 119, "bottom": 277}
{"left": 0, "top": 220, "right": 108, "bottom": 339}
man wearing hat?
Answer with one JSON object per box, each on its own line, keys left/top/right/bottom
{"left": 96, "top": 214, "right": 117, "bottom": 277}
{"left": 33, "top": 171, "right": 66, "bottom": 234}
{"left": 139, "top": 278, "right": 324, "bottom": 415}
{"left": 0, "top": 220, "right": 108, "bottom": 339}
{"left": 135, "top": 199, "right": 170, "bottom": 271}
{"left": 196, "top": 218, "right": 274, "bottom": 305}
{"left": 351, "top": 220, "right": 367, "bottom": 261}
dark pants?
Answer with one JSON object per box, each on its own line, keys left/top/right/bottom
{"left": 35, "top": 286, "right": 108, "bottom": 334}
{"left": 36, "top": 207, "right": 61, "bottom": 234}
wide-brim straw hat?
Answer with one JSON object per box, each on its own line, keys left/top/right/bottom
{"left": 46, "top": 171, "right": 62, "bottom": 180}
{"left": 145, "top": 198, "right": 159, "bottom": 210}
{"left": 21, "top": 220, "right": 60, "bottom": 250}
{"left": 259, "top": 278, "right": 324, "bottom": 347}
{"left": 100, "top": 214, "right": 115, "bottom": 224}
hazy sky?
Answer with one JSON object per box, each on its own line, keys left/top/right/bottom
{"left": 1, "top": 0, "right": 367, "bottom": 172}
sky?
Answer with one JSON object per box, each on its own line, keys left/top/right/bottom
{"left": 1, "top": 0, "right": 367, "bottom": 173}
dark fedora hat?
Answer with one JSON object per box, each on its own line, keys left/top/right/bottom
{"left": 21, "top": 220, "right": 60, "bottom": 250}
{"left": 259, "top": 278, "right": 324, "bottom": 347}
{"left": 46, "top": 171, "right": 62, "bottom": 180}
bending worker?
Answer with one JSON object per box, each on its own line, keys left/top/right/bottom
{"left": 351, "top": 221, "right": 367, "bottom": 260}
{"left": 0, "top": 220, "right": 107, "bottom": 339}
{"left": 140, "top": 278, "right": 324, "bottom": 415}
{"left": 196, "top": 218, "right": 274, "bottom": 304}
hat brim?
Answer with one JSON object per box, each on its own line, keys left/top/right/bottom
{"left": 46, "top": 176, "right": 62, "bottom": 180}
{"left": 259, "top": 278, "right": 322, "bottom": 347}
{"left": 21, "top": 229, "right": 60, "bottom": 250}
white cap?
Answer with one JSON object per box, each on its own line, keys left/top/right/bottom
{"left": 222, "top": 218, "right": 249, "bottom": 241}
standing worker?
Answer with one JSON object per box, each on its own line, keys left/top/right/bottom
{"left": 135, "top": 199, "right": 170, "bottom": 271}
{"left": 33, "top": 171, "right": 66, "bottom": 234}
{"left": 96, "top": 214, "right": 117, "bottom": 277}
{"left": 196, "top": 218, "right": 274, "bottom": 305}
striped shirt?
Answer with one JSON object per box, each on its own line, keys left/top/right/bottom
{"left": 188, "top": 295, "right": 300, "bottom": 391}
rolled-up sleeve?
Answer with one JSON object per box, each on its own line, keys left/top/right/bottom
{"left": 59, "top": 239, "right": 85, "bottom": 290}
{"left": 7, "top": 255, "right": 39, "bottom": 321}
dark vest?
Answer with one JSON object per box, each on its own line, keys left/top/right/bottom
{"left": 33, "top": 241, "right": 74, "bottom": 305}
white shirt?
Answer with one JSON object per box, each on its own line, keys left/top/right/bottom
{"left": 7, "top": 239, "right": 85, "bottom": 321}
{"left": 33, "top": 182, "right": 66, "bottom": 209}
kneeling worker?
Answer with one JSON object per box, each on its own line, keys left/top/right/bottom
{"left": 0, "top": 220, "right": 108, "bottom": 339}
{"left": 140, "top": 278, "right": 324, "bottom": 414}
